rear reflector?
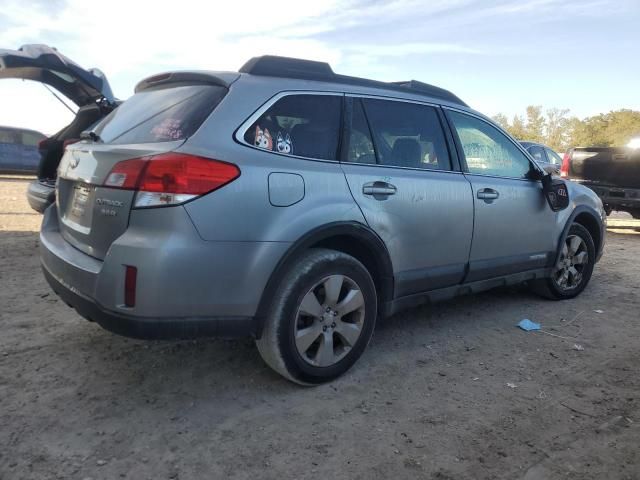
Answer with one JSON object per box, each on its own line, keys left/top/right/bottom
{"left": 124, "top": 265, "right": 137, "bottom": 307}
{"left": 104, "top": 153, "right": 240, "bottom": 207}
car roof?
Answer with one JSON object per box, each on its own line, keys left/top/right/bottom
{"left": 135, "top": 55, "right": 469, "bottom": 110}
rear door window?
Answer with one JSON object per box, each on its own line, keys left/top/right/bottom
{"left": 93, "top": 84, "right": 227, "bottom": 145}
{"left": 545, "top": 148, "right": 562, "bottom": 165}
{"left": 527, "top": 145, "right": 546, "bottom": 163}
{"left": 0, "top": 129, "right": 20, "bottom": 145}
{"left": 361, "top": 98, "right": 451, "bottom": 170}
{"left": 244, "top": 94, "right": 342, "bottom": 160}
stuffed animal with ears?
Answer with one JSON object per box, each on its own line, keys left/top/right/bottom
{"left": 276, "top": 132, "right": 292, "bottom": 154}
{"left": 254, "top": 125, "right": 273, "bottom": 150}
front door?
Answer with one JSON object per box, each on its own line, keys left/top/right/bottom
{"left": 446, "top": 109, "right": 558, "bottom": 282}
{"left": 341, "top": 97, "right": 474, "bottom": 297}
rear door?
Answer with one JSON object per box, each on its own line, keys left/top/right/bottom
{"left": 445, "top": 109, "right": 557, "bottom": 282}
{"left": 0, "top": 128, "right": 22, "bottom": 171}
{"left": 341, "top": 97, "right": 473, "bottom": 297}
{"left": 20, "top": 130, "right": 45, "bottom": 171}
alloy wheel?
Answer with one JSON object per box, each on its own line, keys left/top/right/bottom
{"left": 294, "top": 275, "right": 366, "bottom": 367}
{"left": 553, "top": 234, "right": 589, "bottom": 290}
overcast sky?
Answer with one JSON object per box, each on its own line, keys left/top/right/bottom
{"left": 1, "top": 0, "right": 639, "bottom": 134}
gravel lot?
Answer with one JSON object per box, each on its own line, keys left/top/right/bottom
{"left": 1, "top": 176, "right": 639, "bottom": 480}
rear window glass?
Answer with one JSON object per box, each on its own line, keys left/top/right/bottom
{"left": 93, "top": 85, "right": 226, "bottom": 145}
{"left": 244, "top": 94, "right": 341, "bottom": 160}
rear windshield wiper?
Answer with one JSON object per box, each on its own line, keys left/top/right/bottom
{"left": 80, "top": 131, "right": 103, "bottom": 143}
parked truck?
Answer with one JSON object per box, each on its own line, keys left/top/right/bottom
{"left": 561, "top": 146, "right": 640, "bottom": 218}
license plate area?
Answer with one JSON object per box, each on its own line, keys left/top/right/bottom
{"left": 62, "top": 182, "right": 95, "bottom": 234}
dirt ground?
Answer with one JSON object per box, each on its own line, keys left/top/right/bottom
{"left": 1, "top": 176, "right": 639, "bottom": 480}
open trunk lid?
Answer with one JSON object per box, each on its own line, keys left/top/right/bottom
{"left": 569, "top": 147, "right": 640, "bottom": 188}
{"left": 0, "top": 44, "right": 115, "bottom": 106}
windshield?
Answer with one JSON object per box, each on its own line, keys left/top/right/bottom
{"left": 92, "top": 84, "right": 226, "bottom": 145}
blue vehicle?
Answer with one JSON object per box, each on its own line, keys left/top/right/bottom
{"left": 0, "top": 125, "right": 46, "bottom": 174}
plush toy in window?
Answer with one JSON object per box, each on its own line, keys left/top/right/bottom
{"left": 254, "top": 126, "right": 273, "bottom": 150}
{"left": 276, "top": 132, "right": 292, "bottom": 154}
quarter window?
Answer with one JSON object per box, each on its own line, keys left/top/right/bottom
{"left": 244, "top": 94, "right": 342, "bottom": 161}
{"left": 362, "top": 99, "right": 451, "bottom": 170}
{"left": 448, "top": 111, "right": 532, "bottom": 178}
{"left": 22, "top": 131, "right": 45, "bottom": 147}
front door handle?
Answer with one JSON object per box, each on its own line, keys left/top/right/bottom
{"left": 363, "top": 181, "right": 397, "bottom": 197}
{"left": 477, "top": 188, "right": 499, "bottom": 202}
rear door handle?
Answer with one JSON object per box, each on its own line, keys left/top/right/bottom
{"left": 363, "top": 181, "right": 397, "bottom": 196}
{"left": 477, "top": 188, "right": 499, "bottom": 201}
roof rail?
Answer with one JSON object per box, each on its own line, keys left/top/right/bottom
{"left": 239, "top": 55, "right": 467, "bottom": 106}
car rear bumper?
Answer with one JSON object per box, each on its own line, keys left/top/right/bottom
{"left": 42, "top": 265, "right": 257, "bottom": 339}
{"left": 27, "top": 179, "right": 55, "bottom": 213}
{"left": 581, "top": 183, "right": 640, "bottom": 211}
{"left": 40, "top": 204, "right": 289, "bottom": 339}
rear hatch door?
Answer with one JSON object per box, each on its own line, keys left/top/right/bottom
{"left": 55, "top": 79, "right": 231, "bottom": 260}
{"left": 0, "top": 44, "right": 115, "bottom": 106}
{"left": 57, "top": 141, "right": 183, "bottom": 259}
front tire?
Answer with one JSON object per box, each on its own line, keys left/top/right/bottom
{"left": 256, "top": 249, "right": 377, "bottom": 385}
{"left": 533, "top": 223, "right": 595, "bottom": 300}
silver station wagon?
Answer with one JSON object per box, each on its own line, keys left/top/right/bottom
{"left": 39, "top": 56, "right": 606, "bottom": 384}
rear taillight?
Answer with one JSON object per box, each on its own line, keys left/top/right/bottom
{"left": 38, "top": 138, "right": 49, "bottom": 150}
{"left": 104, "top": 153, "right": 240, "bottom": 208}
{"left": 560, "top": 152, "right": 570, "bottom": 177}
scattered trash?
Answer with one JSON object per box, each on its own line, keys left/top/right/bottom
{"left": 96, "top": 460, "right": 108, "bottom": 466}
{"left": 537, "top": 390, "right": 547, "bottom": 399}
{"left": 506, "top": 383, "right": 517, "bottom": 389}
{"left": 539, "top": 330, "right": 575, "bottom": 340}
{"left": 472, "top": 377, "right": 480, "bottom": 381}
{"left": 594, "top": 309, "right": 604, "bottom": 314}
{"left": 573, "top": 344, "right": 585, "bottom": 351}
{"left": 517, "top": 319, "right": 541, "bottom": 331}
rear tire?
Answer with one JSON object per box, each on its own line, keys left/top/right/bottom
{"left": 532, "top": 223, "right": 595, "bottom": 300}
{"left": 628, "top": 209, "right": 640, "bottom": 219}
{"left": 256, "top": 248, "right": 377, "bottom": 385}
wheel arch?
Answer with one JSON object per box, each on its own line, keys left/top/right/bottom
{"left": 254, "top": 221, "right": 394, "bottom": 337}
{"left": 555, "top": 205, "right": 604, "bottom": 265}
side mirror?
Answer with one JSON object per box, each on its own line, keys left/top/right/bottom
{"left": 541, "top": 174, "right": 570, "bottom": 211}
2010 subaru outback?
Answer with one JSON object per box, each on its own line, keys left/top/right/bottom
{"left": 40, "top": 56, "right": 606, "bottom": 384}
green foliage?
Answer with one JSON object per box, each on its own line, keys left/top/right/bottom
{"left": 525, "top": 106, "right": 545, "bottom": 144}
{"left": 492, "top": 107, "right": 640, "bottom": 152}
